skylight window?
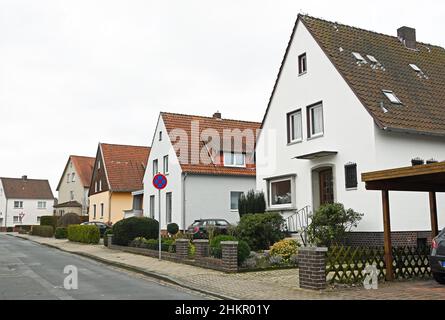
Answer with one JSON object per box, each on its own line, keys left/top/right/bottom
{"left": 352, "top": 52, "right": 366, "bottom": 63}
{"left": 367, "top": 55, "right": 379, "bottom": 64}
{"left": 382, "top": 90, "right": 402, "bottom": 104}
{"left": 409, "top": 64, "right": 421, "bottom": 72}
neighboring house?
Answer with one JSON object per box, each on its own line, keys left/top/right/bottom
{"left": 256, "top": 14, "right": 445, "bottom": 246}
{"left": 143, "top": 112, "right": 261, "bottom": 230}
{"left": 88, "top": 143, "right": 150, "bottom": 224}
{"left": 54, "top": 155, "right": 95, "bottom": 216}
{"left": 0, "top": 176, "right": 54, "bottom": 227}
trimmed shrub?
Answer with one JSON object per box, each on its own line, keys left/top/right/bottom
{"left": 112, "top": 217, "right": 159, "bottom": 246}
{"left": 130, "top": 237, "right": 175, "bottom": 252}
{"left": 209, "top": 235, "right": 251, "bottom": 265}
{"left": 270, "top": 239, "right": 300, "bottom": 262}
{"left": 103, "top": 229, "right": 113, "bottom": 247}
{"left": 236, "top": 212, "right": 285, "bottom": 251}
{"left": 40, "top": 216, "right": 58, "bottom": 229}
{"left": 57, "top": 212, "right": 81, "bottom": 228}
{"left": 167, "top": 223, "right": 179, "bottom": 236}
{"left": 31, "top": 225, "right": 54, "bottom": 237}
{"left": 238, "top": 190, "right": 266, "bottom": 217}
{"left": 55, "top": 227, "right": 68, "bottom": 239}
{"left": 14, "top": 225, "right": 34, "bottom": 232}
{"left": 67, "top": 225, "right": 100, "bottom": 244}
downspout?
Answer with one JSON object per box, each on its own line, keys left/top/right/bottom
{"left": 108, "top": 191, "right": 113, "bottom": 225}
{"left": 4, "top": 199, "right": 8, "bottom": 228}
{"left": 182, "top": 173, "right": 188, "bottom": 231}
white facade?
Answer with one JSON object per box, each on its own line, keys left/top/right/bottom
{"left": 256, "top": 20, "right": 445, "bottom": 233}
{"left": 0, "top": 180, "right": 54, "bottom": 227}
{"left": 143, "top": 115, "right": 256, "bottom": 230}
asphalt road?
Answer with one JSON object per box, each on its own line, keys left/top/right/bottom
{"left": 0, "top": 234, "right": 207, "bottom": 300}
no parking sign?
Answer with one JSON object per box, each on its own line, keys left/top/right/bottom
{"left": 152, "top": 173, "right": 167, "bottom": 260}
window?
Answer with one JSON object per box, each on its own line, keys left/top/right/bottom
{"left": 163, "top": 155, "right": 169, "bottom": 174}
{"left": 149, "top": 195, "right": 155, "bottom": 219}
{"left": 223, "top": 152, "right": 245, "bottom": 167}
{"left": 71, "top": 173, "right": 75, "bottom": 182}
{"left": 409, "top": 64, "right": 421, "bottom": 72}
{"left": 307, "top": 103, "right": 324, "bottom": 138}
{"left": 287, "top": 110, "right": 302, "bottom": 143}
{"left": 70, "top": 191, "right": 74, "bottom": 201}
{"left": 13, "top": 216, "right": 20, "bottom": 224}
{"left": 271, "top": 179, "right": 292, "bottom": 205}
{"left": 93, "top": 204, "right": 97, "bottom": 219}
{"left": 14, "top": 201, "right": 23, "bottom": 209}
{"left": 345, "top": 163, "right": 358, "bottom": 189}
{"left": 298, "top": 53, "right": 307, "bottom": 74}
{"left": 100, "top": 203, "right": 104, "bottom": 219}
{"left": 37, "top": 201, "right": 46, "bottom": 209}
{"left": 153, "top": 159, "right": 158, "bottom": 175}
{"left": 230, "top": 192, "right": 243, "bottom": 211}
{"left": 67, "top": 173, "right": 70, "bottom": 183}
{"left": 366, "top": 55, "right": 379, "bottom": 64}
{"left": 98, "top": 160, "right": 101, "bottom": 169}
{"left": 159, "top": 131, "right": 163, "bottom": 141}
{"left": 352, "top": 52, "right": 366, "bottom": 63}
{"left": 382, "top": 90, "right": 402, "bottom": 104}
{"left": 166, "top": 192, "right": 172, "bottom": 224}
{"left": 94, "top": 181, "right": 98, "bottom": 193}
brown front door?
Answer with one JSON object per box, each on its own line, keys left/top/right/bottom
{"left": 319, "top": 168, "right": 334, "bottom": 205}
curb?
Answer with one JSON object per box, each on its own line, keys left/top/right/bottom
{"left": 10, "top": 234, "right": 236, "bottom": 300}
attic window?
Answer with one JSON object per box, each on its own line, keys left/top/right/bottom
{"left": 383, "top": 90, "right": 402, "bottom": 104}
{"left": 366, "top": 55, "right": 379, "bottom": 64}
{"left": 409, "top": 64, "right": 421, "bottom": 72}
{"left": 352, "top": 52, "right": 366, "bottom": 63}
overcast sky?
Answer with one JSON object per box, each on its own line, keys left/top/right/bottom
{"left": 1, "top": 0, "right": 444, "bottom": 193}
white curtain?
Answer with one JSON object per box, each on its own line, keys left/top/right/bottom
{"left": 292, "top": 111, "right": 302, "bottom": 140}
{"left": 312, "top": 105, "right": 323, "bottom": 135}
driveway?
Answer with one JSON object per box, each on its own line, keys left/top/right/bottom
{"left": 0, "top": 234, "right": 207, "bottom": 300}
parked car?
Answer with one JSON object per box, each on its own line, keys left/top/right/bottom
{"left": 81, "top": 221, "right": 111, "bottom": 237}
{"left": 186, "top": 219, "right": 232, "bottom": 239}
{"left": 430, "top": 228, "right": 445, "bottom": 284}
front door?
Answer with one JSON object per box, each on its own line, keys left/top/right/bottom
{"left": 319, "top": 168, "right": 334, "bottom": 205}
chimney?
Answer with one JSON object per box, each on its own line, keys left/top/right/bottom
{"left": 426, "top": 158, "right": 438, "bottom": 164}
{"left": 22, "top": 175, "right": 27, "bottom": 180}
{"left": 213, "top": 111, "right": 221, "bottom": 119}
{"left": 397, "top": 26, "right": 416, "bottom": 50}
{"left": 411, "top": 157, "right": 424, "bottom": 166}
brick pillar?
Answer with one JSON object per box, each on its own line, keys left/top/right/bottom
{"left": 221, "top": 241, "right": 238, "bottom": 273}
{"left": 194, "top": 239, "right": 209, "bottom": 258}
{"left": 176, "top": 238, "right": 190, "bottom": 260}
{"left": 107, "top": 235, "right": 113, "bottom": 248}
{"left": 298, "top": 247, "right": 328, "bottom": 290}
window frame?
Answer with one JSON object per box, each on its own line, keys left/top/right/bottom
{"left": 269, "top": 177, "right": 293, "bottom": 208}
{"left": 71, "top": 173, "right": 75, "bottom": 182}
{"left": 163, "top": 155, "right": 169, "bottom": 174}
{"left": 159, "top": 131, "right": 163, "bottom": 141}
{"left": 153, "top": 159, "right": 158, "bottom": 176}
{"left": 166, "top": 192, "right": 172, "bottom": 224}
{"left": 100, "top": 203, "right": 104, "bottom": 219}
{"left": 382, "top": 90, "right": 402, "bottom": 104}
{"left": 230, "top": 191, "right": 244, "bottom": 211}
{"left": 307, "top": 102, "right": 324, "bottom": 139}
{"left": 223, "top": 152, "right": 246, "bottom": 167}
{"left": 344, "top": 162, "right": 358, "bottom": 190}
{"left": 93, "top": 204, "right": 97, "bottom": 219}
{"left": 149, "top": 195, "right": 155, "bottom": 219}
{"left": 14, "top": 201, "right": 23, "bottom": 209}
{"left": 298, "top": 53, "right": 307, "bottom": 75}
{"left": 287, "top": 109, "right": 303, "bottom": 144}
{"left": 37, "top": 201, "right": 47, "bottom": 209}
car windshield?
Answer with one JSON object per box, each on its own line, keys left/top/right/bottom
{"left": 191, "top": 221, "right": 201, "bottom": 227}
{"left": 215, "top": 220, "right": 228, "bottom": 226}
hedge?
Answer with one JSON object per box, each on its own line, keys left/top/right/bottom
{"left": 167, "top": 223, "right": 179, "bottom": 236}
{"left": 67, "top": 225, "right": 100, "bottom": 244}
{"left": 209, "top": 235, "right": 251, "bottom": 265}
{"left": 55, "top": 227, "right": 68, "bottom": 239}
{"left": 112, "top": 217, "right": 159, "bottom": 246}
{"left": 31, "top": 225, "right": 54, "bottom": 237}
{"left": 40, "top": 216, "right": 58, "bottom": 229}
{"left": 57, "top": 213, "right": 81, "bottom": 228}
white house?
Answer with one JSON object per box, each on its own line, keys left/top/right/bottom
{"left": 0, "top": 176, "right": 54, "bottom": 227}
{"left": 256, "top": 14, "right": 445, "bottom": 246}
{"left": 143, "top": 111, "right": 261, "bottom": 230}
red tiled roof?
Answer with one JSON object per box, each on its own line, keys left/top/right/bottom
{"left": 1, "top": 177, "right": 54, "bottom": 200}
{"left": 100, "top": 143, "right": 151, "bottom": 192}
{"left": 71, "top": 156, "right": 95, "bottom": 188}
{"left": 161, "top": 112, "right": 260, "bottom": 176}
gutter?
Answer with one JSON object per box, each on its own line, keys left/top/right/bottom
{"left": 382, "top": 126, "right": 445, "bottom": 137}
{"left": 181, "top": 173, "right": 188, "bottom": 231}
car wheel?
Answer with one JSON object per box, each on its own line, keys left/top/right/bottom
{"left": 433, "top": 272, "right": 445, "bottom": 285}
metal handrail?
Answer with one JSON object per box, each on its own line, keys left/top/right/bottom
{"left": 285, "top": 205, "right": 311, "bottom": 246}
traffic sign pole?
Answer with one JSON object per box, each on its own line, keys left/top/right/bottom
{"left": 152, "top": 173, "right": 168, "bottom": 261}
{"left": 158, "top": 188, "right": 161, "bottom": 260}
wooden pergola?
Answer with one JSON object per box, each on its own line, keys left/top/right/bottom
{"left": 362, "top": 162, "right": 445, "bottom": 281}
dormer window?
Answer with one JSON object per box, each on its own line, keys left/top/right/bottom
{"left": 224, "top": 152, "right": 245, "bottom": 167}
{"left": 298, "top": 53, "right": 307, "bottom": 75}
{"left": 409, "top": 64, "right": 421, "bottom": 72}
{"left": 383, "top": 90, "right": 402, "bottom": 104}
{"left": 352, "top": 52, "right": 367, "bottom": 63}
{"left": 366, "top": 55, "right": 379, "bottom": 64}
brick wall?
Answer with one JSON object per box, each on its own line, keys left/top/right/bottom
{"left": 343, "top": 231, "right": 432, "bottom": 247}
{"left": 298, "top": 247, "right": 327, "bottom": 290}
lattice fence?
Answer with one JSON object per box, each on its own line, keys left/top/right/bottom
{"left": 326, "top": 246, "right": 431, "bottom": 284}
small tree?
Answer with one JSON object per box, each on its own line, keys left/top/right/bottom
{"left": 238, "top": 190, "right": 266, "bottom": 217}
{"left": 307, "top": 203, "right": 363, "bottom": 247}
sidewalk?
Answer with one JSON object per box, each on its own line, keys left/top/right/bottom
{"left": 10, "top": 233, "right": 445, "bottom": 300}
